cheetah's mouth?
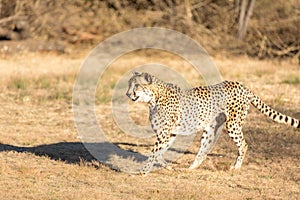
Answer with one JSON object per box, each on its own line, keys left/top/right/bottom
{"left": 132, "top": 96, "right": 139, "bottom": 101}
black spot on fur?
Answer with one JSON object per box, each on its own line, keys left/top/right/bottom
{"left": 291, "top": 118, "right": 294, "bottom": 126}
{"left": 273, "top": 114, "right": 277, "bottom": 120}
{"left": 279, "top": 115, "right": 283, "bottom": 120}
{"left": 298, "top": 121, "right": 300, "bottom": 128}
{"left": 285, "top": 116, "right": 289, "bottom": 122}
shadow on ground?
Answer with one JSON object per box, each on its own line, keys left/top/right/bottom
{"left": 0, "top": 141, "right": 199, "bottom": 172}
{"left": 0, "top": 141, "right": 226, "bottom": 168}
{"left": 0, "top": 142, "right": 149, "bottom": 167}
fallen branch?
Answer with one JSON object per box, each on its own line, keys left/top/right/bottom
{"left": 270, "top": 45, "right": 300, "bottom": 56}
{"left": 0, "top": 13, "right": 23, "bottom": 24}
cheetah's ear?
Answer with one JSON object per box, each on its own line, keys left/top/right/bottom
{"left": 143, "top": 73, "right": 152, "bottom": 84}
{"left": 132, "top": 71, "right": 142, "bottom": 76}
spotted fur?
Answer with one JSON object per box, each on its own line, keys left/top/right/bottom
{"left": 126, "top": 72, "right": 300, "bottom": 174}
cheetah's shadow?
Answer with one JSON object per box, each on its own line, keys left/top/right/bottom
{"left": 0, "top": 141, "right": 196, "bottom": 170}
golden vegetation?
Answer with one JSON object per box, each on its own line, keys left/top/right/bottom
{"left": 0, "top": 51, "right": 299, "bottom": 199}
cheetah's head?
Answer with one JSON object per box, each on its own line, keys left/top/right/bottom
{"left": 126, "top": 72, "right": 154, "bottom": 103}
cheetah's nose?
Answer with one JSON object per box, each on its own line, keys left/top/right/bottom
{"left": 126, "top": 92, "right": 131, "bottom": 98}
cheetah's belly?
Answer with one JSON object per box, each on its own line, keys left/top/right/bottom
{"left": 171, "top": 116, "right": 204, "bottom": 135}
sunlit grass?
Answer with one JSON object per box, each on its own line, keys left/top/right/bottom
{"left": 6, "top": 74, "right": 74, "bottom": 103}
{"left": 0, "top": 52, "right": 299, "bottom": 200}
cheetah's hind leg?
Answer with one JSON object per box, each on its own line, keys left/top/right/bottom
{"left": 226, "top": 119, "right": 248, "bottom": 170}
{"left": 225, "top": 106, "right": 249, "bottom": 170}
{"left": 189, "top": 113, "right": 226, "bottom": 170}
{"left": 228, "top": 130, "right": 248, "bottom": 170}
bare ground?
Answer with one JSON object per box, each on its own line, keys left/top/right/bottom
{"left": 0, "top": 51, "right": 299, "bottom": 199}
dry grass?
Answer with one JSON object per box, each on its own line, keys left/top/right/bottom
{"left": 0, "top": 51, "right": 299, "bottom": 200}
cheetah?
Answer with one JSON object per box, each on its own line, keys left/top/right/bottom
{"left": 126, "top": 71, "right": 300, "bottom": 175}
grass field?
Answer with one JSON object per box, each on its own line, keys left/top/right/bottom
{"left": 0, "top": 51, "right": 299, "bottom": 199}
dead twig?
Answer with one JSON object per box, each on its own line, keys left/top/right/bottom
{"left": 0, "top": 13, "right": 23, "bottom": 24}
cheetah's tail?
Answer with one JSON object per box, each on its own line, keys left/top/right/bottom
{"left": 250, "top": 92, "right": 300, "bottom": 128}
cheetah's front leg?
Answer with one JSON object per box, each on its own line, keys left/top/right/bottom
{"left": 140, "top": 133, "right": 176, "bottom": 175}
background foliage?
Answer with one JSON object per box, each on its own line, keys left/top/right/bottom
{"left": 0, "top": 0, "right": 299, "bottom": 59}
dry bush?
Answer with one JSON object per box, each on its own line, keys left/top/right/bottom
{"left": 0, "top": 0, "right": 299, "bottom": 59}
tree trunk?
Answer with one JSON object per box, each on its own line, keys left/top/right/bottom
{"left": 238, "top": 0, "right": 255, "bottom": 40}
